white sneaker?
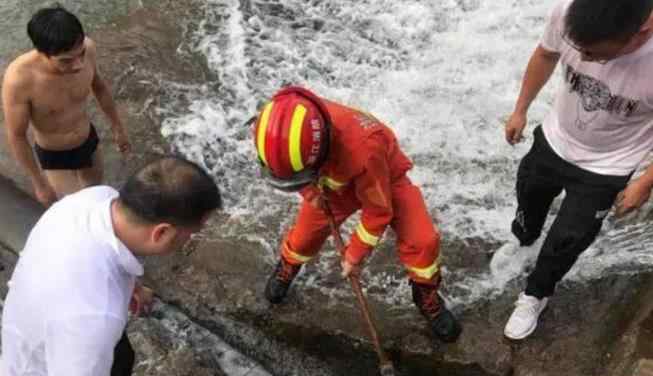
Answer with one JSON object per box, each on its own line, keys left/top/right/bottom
{"left": 504, "top": 292, "right": 548, "bottom": 340}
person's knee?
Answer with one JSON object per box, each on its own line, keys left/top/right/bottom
{"left": 399, "top": 229, "right": 441, "bottom": 285}
{"left": 548, "top": 221, "right": 602, "bottom": 255}
{"left": 511, "top": 216, "right": 540, "bottom": 246}
{"left": 409, "top": 229, "right": 440, "bottom": 256}
{"left": 286, "top": 223, "right": 330, "bottom": 252}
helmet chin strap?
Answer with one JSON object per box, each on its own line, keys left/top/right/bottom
{"left": 260, "top": 166, "right": 317, "bottom": 192}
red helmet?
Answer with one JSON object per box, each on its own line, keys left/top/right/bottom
{"left": 253, "top": 86, "right": 331, "bottom": 191}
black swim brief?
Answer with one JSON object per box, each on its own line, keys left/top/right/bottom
{"left": 34, "top": 124, "right": 99, "bottom": 170}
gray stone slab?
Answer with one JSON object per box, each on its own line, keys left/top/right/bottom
{"left": 0, "top": 175, "right": 43, "bottom": 253}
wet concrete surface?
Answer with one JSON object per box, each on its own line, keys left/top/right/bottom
{"left": 146, "top": 236, "right": 653, "bottom": 375}
{"left": 0, "top": 175, "right": 42, "bottom": 252}
{"left": 1, "top": 1, "right": 653, "bottom": 375}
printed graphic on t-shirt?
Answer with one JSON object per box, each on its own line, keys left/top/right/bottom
{"left": 564, "top": 65, "right": 639, "bottom": 130}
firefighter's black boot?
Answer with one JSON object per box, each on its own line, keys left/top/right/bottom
{"left": 411, "top": 280, "right": 462, "bottom": 343}
{"left": 265, "top": 257, "right": 302, "bottom": 304}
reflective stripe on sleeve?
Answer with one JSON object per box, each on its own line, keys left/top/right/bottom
{"left": 319, "top": 176, "right": 345, "bottom": 191}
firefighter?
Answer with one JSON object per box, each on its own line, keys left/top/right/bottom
{"left": 253, "top": 86, "right": 461, "bottom": 342}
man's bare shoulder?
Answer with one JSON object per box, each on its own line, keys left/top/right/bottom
{"left": 3, "top": 51, "right": 39, "bottom": 92}
{"left": 85, "top": 37, "right": 97, "bottom": 50}
{"left": 85, "top": 37, "right": 98, "bottom": 60}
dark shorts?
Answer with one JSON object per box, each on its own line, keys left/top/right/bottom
{"left": 34, "top": 124, "right": 99, "bottom": 170}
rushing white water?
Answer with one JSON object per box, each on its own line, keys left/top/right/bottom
{"left": 159, "top": 0, "right": 653, "bottom": 308}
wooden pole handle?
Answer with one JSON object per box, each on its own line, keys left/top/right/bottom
{"left": 320, "top": 196, "right": 393, "bottom": 369}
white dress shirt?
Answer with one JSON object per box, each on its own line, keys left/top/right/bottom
{"left": 1, "top": 186, "right": 143, "bottom": 376}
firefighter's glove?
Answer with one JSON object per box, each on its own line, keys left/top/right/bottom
{"left": 341, "top": 245, "right": 366, "bottom": 278}
{"left": 341, "top": 258, "right": 361, "bottom": 278}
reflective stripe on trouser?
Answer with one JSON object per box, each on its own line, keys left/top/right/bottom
{"left": 281, "top": 176, "right": 441, "bottom": 285}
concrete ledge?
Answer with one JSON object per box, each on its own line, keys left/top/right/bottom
{"left": 0, "top": 176, "right": 42, "bottom": 253}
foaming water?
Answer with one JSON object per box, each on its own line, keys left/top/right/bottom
{"left": 158, "top": 0, "right": 653, "bottom": 308}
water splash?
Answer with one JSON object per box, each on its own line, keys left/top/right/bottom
{"left": 157, "top": 0, "right": 653, "bottom": 309}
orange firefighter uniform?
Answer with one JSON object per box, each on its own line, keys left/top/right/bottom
{"left": 278, "top": 100, "right": 441, "bottom": 285}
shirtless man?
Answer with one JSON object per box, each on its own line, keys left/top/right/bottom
{"left": 2, "top": 5, "right": 130, "bottom": 207}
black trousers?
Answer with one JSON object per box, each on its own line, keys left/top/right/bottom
{"left": 111, "top": 331, "right": 135, "bottom": 376}
{"left": 511, "top": 126, "right": 631, "bottom": 299}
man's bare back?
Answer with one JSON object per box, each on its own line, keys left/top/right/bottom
{"left": 2, "top": 5, "right": 130, "bottom": 207}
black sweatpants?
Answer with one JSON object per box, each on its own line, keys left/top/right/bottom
{"left": 511, "top": 126, "right": 631, "bottom": 299}
{"left": 111, "top": 331, "right": 135, "bottom": 376}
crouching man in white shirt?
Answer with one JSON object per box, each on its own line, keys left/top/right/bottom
{"left": 1, "top": 156, "right": 222, "bottom": 375}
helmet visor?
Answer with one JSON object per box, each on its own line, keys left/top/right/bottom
{"left": 260, "top": 166, "right": 316, "bottom": 192}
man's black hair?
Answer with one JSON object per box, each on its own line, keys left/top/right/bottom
{"left": 27, "top": 4, "right": 85, "bottom": 56}
{"left": 119, "top": 156, "right": 222, "bottom": 227}
{"left": 565, "top": 0, "right": 653, "bottom": 46}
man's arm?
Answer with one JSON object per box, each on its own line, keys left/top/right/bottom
{"left": 505, "top": 45, "right": 560, "bottom": 145}
{"left": 615, "top": 163, "right": 653, "bottom": 217}
{"left": 2, "top": 66, "right": 57, "bottom": 206}
{"left": 88, "top": 39, "right": 130, "bottom": 155}
{"left": 342, "top": 134, "right": 394, "bottom": 277}
{"left": 129, "top": 279, "right": 154, "bottom": 316}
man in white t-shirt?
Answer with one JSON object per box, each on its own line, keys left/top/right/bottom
{"left": 502, "top": 0, "right": 653, "bottom": 340}
{"left": 1, "top": 156, "right": 222, "bottom": 375}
